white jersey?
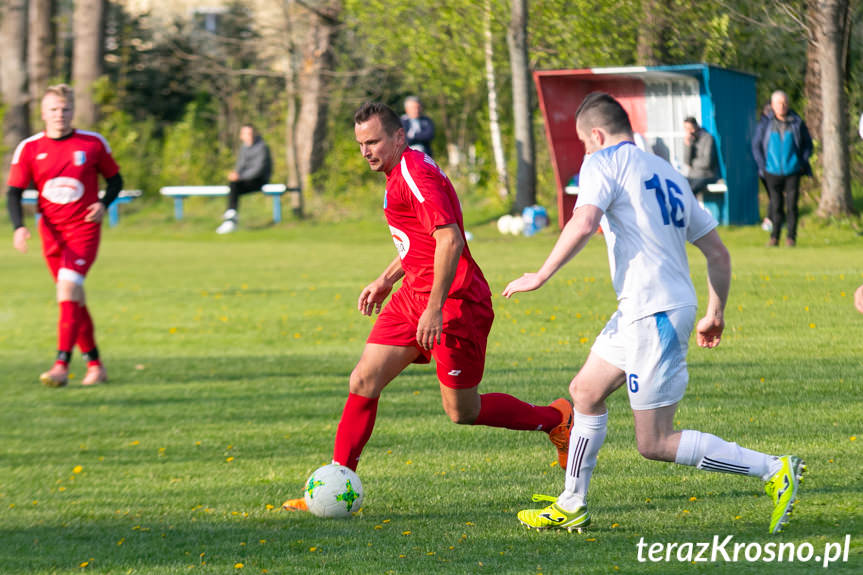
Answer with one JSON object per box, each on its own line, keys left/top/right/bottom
{"left": 575, "top": 141, "right": 717, "bottom": 320}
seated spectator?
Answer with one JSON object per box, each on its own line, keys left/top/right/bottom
{"left": 217, "top": 124, "right": 272, "bottom": 234}
{"left": 682, "top": 117, "right": 719, "bottom": 195}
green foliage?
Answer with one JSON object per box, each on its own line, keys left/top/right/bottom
{"left": 529, "top": 0, "right": 640, "bottom": 69}
{"left": 159, "top": 98, "right": 231, "bottom": 187}
{"left": 93, "top": 77, "right": 162, "bottom": 197}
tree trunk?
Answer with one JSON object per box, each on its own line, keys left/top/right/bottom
{"left": 28, "top": 0, "right": 54, "bottom": 106}
{"left": 814, "top": 0, "right": 852, "bottom": 217}
{"left": 1, "top": 0, "right": 31, "bottom": 186}
{"left": 637, "top": 0, "right": 670, "bottom": 65}
{"left": 804, "top": 0, "right": 822, "bottom": 139}
{"left": 283, "top": 0, "right": 302, "bottom": 217}
{"left": 294, "top": 1, "right": 341, "bottom": 193}
{"left": 484, "top": 0, "right": 508, "bottom": 199}
{"left": 507, "top": 0, "right": 535, "bottom": 212}
{"left": 72, "top": 0, "right": 104, "bottom": 127}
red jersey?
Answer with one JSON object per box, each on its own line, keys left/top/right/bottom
{"left": 7, "top": 130, "right": 119, "bottom": 227}
{"left": 384, "top": 149, "right": 490, "bottom": 303}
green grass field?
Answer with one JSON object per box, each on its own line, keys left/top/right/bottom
{"left": 1, "top": 200, "right": 861, "bottom": 574}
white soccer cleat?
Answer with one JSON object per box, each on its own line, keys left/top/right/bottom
{"left": 216, "top": 220, "right": 237, "bottom": 234}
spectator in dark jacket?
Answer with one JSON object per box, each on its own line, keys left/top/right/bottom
{"left": 217, "top": 124, "right": 273, "bottom": 234}
{"left": 682, "top": 117, "right": 719, "bottom": 195}
{"left": 400, "top": 96, "right": 435, "bottom": 157}
{"left": 752, "top": 91, "right": 812, "bottom": 247}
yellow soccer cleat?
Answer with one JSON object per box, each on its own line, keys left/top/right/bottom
{"left": 517, "top": 494, "right": 590, "bottom": 533}
{"left": 764, "top": 455, "right": 805, "bottom": 534}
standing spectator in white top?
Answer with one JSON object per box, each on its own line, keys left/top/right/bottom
{"left": 217, "top": 124, "right": 272, "bottom": 234}
{"left": 503, "top": 92, "right": 804, "bottom": 536}
{"left": 682, "top": 117, "right": 719, "bottom": 195}
{"left": 400, "top": 96, "right": 435, "bottom": 157}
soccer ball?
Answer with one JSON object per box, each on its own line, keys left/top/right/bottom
{"left": 303, "top": 464, "right": 364, "bottom": 518}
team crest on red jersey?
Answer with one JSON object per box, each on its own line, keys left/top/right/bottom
{"left": 74, "top": 151, "right": 87, "bottom": 166}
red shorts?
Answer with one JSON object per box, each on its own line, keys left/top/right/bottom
{"left": 39, "top": 218, "right": 101, "bottom": 282}
{"left": 367, "top": 287, "right": 494, "bottom": 389}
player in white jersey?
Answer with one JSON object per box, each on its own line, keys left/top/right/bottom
{"left": 503, "top": 93, "right": 803, "bottom": 535}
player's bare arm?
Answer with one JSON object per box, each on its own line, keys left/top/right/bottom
{"left": 12, "top": 226, "right": 30, "bottom": 253}
{"left": 416, "top": 223, "right": 463, "bottom": 351}
{"left": 692, "top": 229, "right": 731, "bottom": 348}
{"left": 855, "top": 284, "right": 863, "bottom": 314}
{"left": 503, "top": 205, "right": 603, "bottom": 298}
{"left": 358, "top": 256, "right": 405, "bottom": 316}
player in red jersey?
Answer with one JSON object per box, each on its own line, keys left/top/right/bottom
{"left": 7, "top": 84, "right": 123, "bottom": 387}
{"left": 283, "top": 102, "right": 572, "bottom": 512}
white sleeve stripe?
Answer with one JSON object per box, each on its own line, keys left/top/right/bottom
{"left": 11, "top": 133, "right": 45, "bottom": 165}
{"left": 76, "top": 130, "right": 113, "bottom": 154}
{"left": 400, "top": 157, "right": 425, "bottom": 203}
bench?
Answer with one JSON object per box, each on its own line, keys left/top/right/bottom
{"left": 706, "top": 179, "right": 727, "bottom": 194}
{"left": 22, "top": 189, "right": 142, "bottom": 227}
{"left": 159, "top": 184, "right": 296, "bottom": 223}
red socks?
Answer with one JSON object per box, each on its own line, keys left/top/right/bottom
{"left": 76, "top": 305, "right": 100, "bottom": 366}
{"left": 57, "top": 301, "right": 81, "bottom": 366}
{"left": 333, "top": 393, "right": 379, "bottom": 471}
{"left": 473, "top": 393, "right": 561, "bottom": 431}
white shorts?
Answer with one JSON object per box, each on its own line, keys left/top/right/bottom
{"left": 591, "top": 306, "right": 696, "bottom": 411}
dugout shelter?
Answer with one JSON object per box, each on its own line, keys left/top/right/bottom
{"left": 534, "top": 64, "right": 759, "bottom": 228}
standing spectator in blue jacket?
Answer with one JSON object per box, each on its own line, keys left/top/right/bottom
{"left": 752, "top": 91, "right": 812, "bottom": 247}
{"left": 401, "top": 96, "right": 435, "bottom": 157}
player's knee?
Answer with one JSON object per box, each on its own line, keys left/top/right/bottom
{"left": 57, "top": 268, "right": 85, "bottom": 286}
{"left": 348, "top": 367, "right": 376, "bottom": 396}
{"left": 570, "top": 381, "right": 601, "bottom": 413}
{"left": 635, "top": 437, "right": 669, "bottom": 461}
{"left": 444, "top": 404, "right": 477, "bottom": 425}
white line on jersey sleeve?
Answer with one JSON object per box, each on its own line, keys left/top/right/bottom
{"left": 400, "top": 157, "right": 425, "bottom": 203}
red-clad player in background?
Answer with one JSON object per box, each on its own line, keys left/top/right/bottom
{"left": 7, "top": 84, "right": 123, "bottom": 387}
{"left": 283, "top": 102, "right": 572, "bottom": 511}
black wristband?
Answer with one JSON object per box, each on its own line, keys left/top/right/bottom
{"left": 7, "top": 186, "right": 24, "bottom": 230}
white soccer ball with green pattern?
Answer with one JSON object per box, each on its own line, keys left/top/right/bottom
{"left": 303, "top": 464, "right": 364, "bottom": 518}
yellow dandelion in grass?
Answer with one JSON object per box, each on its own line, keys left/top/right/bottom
{"left": 79, "top": 561, "right": 89, "bottom": 568}
{"left": 402, "top": 531, "right": 412, "bottom": 536}
{"left": 374, "top": 525, "right": 383, "bottom": 530}
{"left": 611, "top": 523, "right": 619, "bottom": 528}
{"left": 734, "top": 515, "right": 742, "bottom": 520}
{"left": 73, "top": 465, "right": 83, "bottom": 474}
{"left": 383, "top": 519, "right": 391, "bottom": 523}
{"left": 129, "top": 440, "right": 140, "bottom": 446}
{"left": 851, "top": 436, "right": 857, "bottom": 441}
{"left": 682, "top": 509, "right": 690, "bottom": 514}
{"left": 426, "top": 552, "right": 435, "bottom": 556}
{"left": 309, "top": 547, "right": 317, "bottom": 552}
{"left": 169, "top": 327, "right": 177, "bottom": 334}
{"left": 294, "top": 333, "right": 301, "bottom": 339}
{"left": 689, "top": 496, "right": 697, "bottom": 502}
{"left": 226, "top": 457, "right": 235, "bottom": 463}
{"left": 809, "top": 323, "right": 816, "bottom": 329}
{"left": 465, "top": 522, "right": 475, "bottom": 526}
{"left": 32, "top": 500, "right": 38, "bottom": 506}
{"left": 265, "top": 504, "right": 274, "bottom": 511}
{"left": 585, "top": 538, "right": 596, "bottom": 542}
{"left": 59, "top": 487, "right": 67, "bottom": 492}
{"left": 234, "top": 563, "right": 244, "bottom": 569}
